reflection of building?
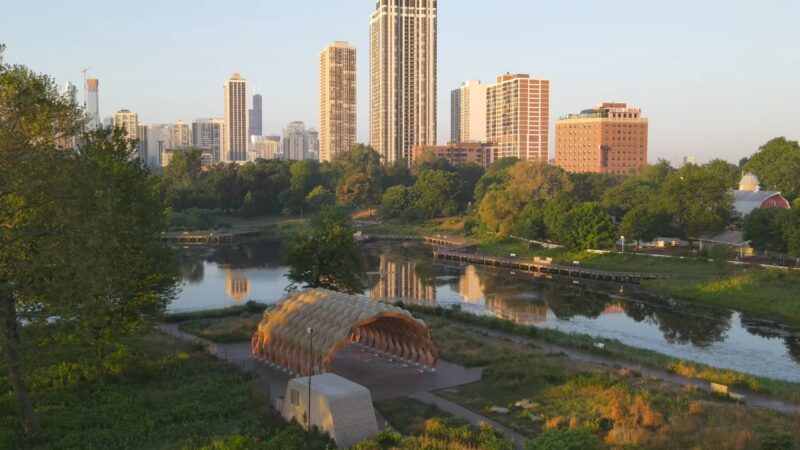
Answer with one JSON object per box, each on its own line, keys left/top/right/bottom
{"left": 225, "top": 269, "right": 251, "bottom": 302}
{"left": 602, "top": 303, "right": 624, "bottom": 315}
{"left": 459, "top": 265, "right": 485, "bottom": 303}
{"left": 371, "top": 255, "right": 435, "bottom": 306}
{"left": 485, "top": 296, "right": 547, "bottom": 325}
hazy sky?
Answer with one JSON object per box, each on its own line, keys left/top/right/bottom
{"left": 3, "top": 0, "right": 799, "bottom": 164}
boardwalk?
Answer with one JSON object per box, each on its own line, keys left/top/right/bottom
{"left": 363, "top": 234, "right": 676, "bottom": 284}
{"left": 160, "top": 228, "right": 269, "bottom": 245}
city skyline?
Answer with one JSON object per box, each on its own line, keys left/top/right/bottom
{"left": 3, "top": 0, "right": 799, "bottom": 164}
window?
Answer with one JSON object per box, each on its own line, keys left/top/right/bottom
{"left": 290, "top": 389, "right": 300, "bottom": 406}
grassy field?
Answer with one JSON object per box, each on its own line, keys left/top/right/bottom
{"left": 0, "top": 331, "right": 331, "bottom": 450}
{"left": 644, "top": 268, "right": 800, "bottom": 327}
{"left": 424, "top": 314, "right": 800, "bottom": 449}
{"left": 405, "top": 305, "right": 800, "bottom": 404}
{"left": 374, "top": 397, "right": 465, "bottom": 436}
{"left": 178, "top": 314, "right": 263, "bottom": 343}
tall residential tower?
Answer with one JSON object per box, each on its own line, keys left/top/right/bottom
{"left": 319, "top": 41, "right": 356, "bottom": 162}
{"left": 370, "top": 0, "right": 437, "bottom": 165}
{"left": 222, "top": 73, "right": 248, "bottom": 162}
{"left": 450, "top": 80, "right": 487, "bottom": 143}
{"left": 486, "top": 74, "right": 550, "bottom": 162}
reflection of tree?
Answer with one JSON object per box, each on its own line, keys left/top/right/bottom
{"left": 741, "top": 314, "right": 800, "bottom": 364}
{"left": 544, "top": 286, "right": 610, "bottom": 320}
{"left": 635, "top": 301, "right": 731, "bottom": 347}
{"left": 177, "top": 256, "right": 205, "bottom": 284}
{"left": 207, "top": 241, "right": 284, "bottom": 269}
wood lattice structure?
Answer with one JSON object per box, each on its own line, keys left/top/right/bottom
{"left": 251, "top": 289, "right": 439, "bottom": 376}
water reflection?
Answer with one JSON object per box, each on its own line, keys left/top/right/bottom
{"left": 172, "top": 241, "right": 800, "bottom": 381}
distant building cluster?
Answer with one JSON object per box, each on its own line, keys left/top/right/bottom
{"left": 63, "top": 0, "right": 651, "bottom": 173}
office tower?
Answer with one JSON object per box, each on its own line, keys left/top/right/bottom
{"left": 137, "top": 124, "right": 149, "bottom": 162}
{"left": 222, "top": 73, "right": 249, "bottom": 162}
{"left": 451, "top": 80, "right": 487, "bottom": 143}
{"left": 86, "top": 78, "right": 100, "bottom": 129}
{"left": 63, "top": 81, "right": 78, "bottom": 105}
{"left": 282, "top": 121, "right": 307, "bottom": 161}
{"left": 370, "top": 0, "right": 437, "bottom": 165}
{"left": 249, "top": 94, "right": 262, "bottom": 138}
{"left": 320, "top": 41, "right": 356, "bottom": 162}
{"left": 486, "top": 74, "right": 550, "bottom": 162}
{"left": 555, "top": 102, "right": 648, "bottom": 174}
{"left": 171, "top": 120, "right": 191, "bottom": 149}
{"left": 113, "top": 109, "right": 138, "bottom": 141}
{"left": 192, "top": 118, "right": 224, "bottom": 162}
{"left": 306, "top": 128, "right": 319, "bottom": 160}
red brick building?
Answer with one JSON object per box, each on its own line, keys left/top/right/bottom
{"left": 555, "top": 102, "right": 648, "bottom": 174}
{"left": 411, "top": 142, "right": 495, "bottom": 168}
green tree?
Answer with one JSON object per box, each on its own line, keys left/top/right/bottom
{"left": 289, "top": 160, "right": 321, "bottom": 197}
{"left": 620, "top": 204, "right": 675, "bottom": 245}
{"left": 704, "top": 158, "right": 741, "bottom": 189}
{"left": 570, "top": 172, "right": 616, "bottom": 202}
{"left": 543, "top": 192, "right": 579, "bottom": 243}
{"left": 380, "top": 185, "right": 418, "bottom": 220}
{"left": 743, "top": 207, "right": 789, "bottom": 252}
{"left": 474, "top": 157, "right": 519, "bottom": 204}
{"left": 781, "top": 207, "right": 800, "bottom": 257}
{"left": 206, "top": 163, "right": 243, "bottom": 211}
{"left": 525, "top": 428, "right": 602, "bottom": 450}
{"left": 285, "top": 206, "right": 366, "bottom": 293}
{"left": 0, "top": 49, "right": 177, "bottom": 434}
{"left": 561, "top": 202, "right": 617, "bottom": 250}
{"left": 331, "top": 144, "right": 385, "bottom": 192}
{"left": 413, "top": 170, "right": 465, "bottom": 219}
{"left": 305, "top": 185, "right": 335, "bottom": 213}
{"left": 337, "top": 172, "right": 379, "bottom": 209}
{"left": 658, "top": 164, "right": 734, "bottom": 237}
{"left": 384, "top": 159, "right": 414, "bottom": 187}
{"left": 744, "top": 137, "right": 800, "bottom": 200}
{"left": 514, "top": 199, "right": 547, "bottom": 240}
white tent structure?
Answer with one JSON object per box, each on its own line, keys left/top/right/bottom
{"left": 281, "top": 373, "right": 379, "bottom": 448}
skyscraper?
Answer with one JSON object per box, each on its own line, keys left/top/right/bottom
{"left": 113, "top": 109, "right": 138, "bottom": 142}
{"left": 147, "top": 124, "right": 171, "bottom": 168}
{"left": 555, "top": 103, "right": 648, "bottom": 174}
{"left": 306, "top": 128, "right": 319, "bottom": 160}
{"left": 86, "top": 78, "right": 100, "bottom": 129}
{"left": 63, "top": 81, "right": 78, "bottom": 105}
{"left": 320, "top": 41, "right": 356, "bottom": 162}
{"left": 370, "top": 0, "right": 437, "bottom": 165}
{"left": 282, "top": 121, "right": 307, "bottom": 161}
{"left": 450, "top": 80, "right": 487, "bottom": 143}
{"left": 249, "top": 94, "right": 262, "bottom": 139}
{"left": 486, "top": 74, "right": 550, "bottom": 162}
{"left": 171, "top": 120, "right": 191, "bottom": 149}
{"left": 222, "top": 73, "right": 248, "bottom": 162}
{"left": 137, "top": 124, "right": 149, "bottom": 162}
{"left": 192, "top": 118, "right": 224, "bottom": 162}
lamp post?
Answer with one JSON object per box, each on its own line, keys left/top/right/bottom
{"left": 621, "top": 236, "right": 625, "bottom": 254}
{"left": 306, "top": 326, "right": 313, "bottom": 445}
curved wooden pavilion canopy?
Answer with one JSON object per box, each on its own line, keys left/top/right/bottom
{"left": 251, "top": 289, "right": 439, "bottom": 376}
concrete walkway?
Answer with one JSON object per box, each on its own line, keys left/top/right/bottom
{"left": 410, "top": 391, "right": 528, "bottom": 450}
{"left": 467, "top": 325, "right": 800, "bottom": 413}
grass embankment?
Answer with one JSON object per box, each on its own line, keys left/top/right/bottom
{"left": 0, "top": 330, "right": 331, "bottom": 449}
{"left": 423, "top": 313, "right": 800, "bottom": 449}
{"left": 404, "top": 304, "right": 800, "bottom": 405}
{"left": 167, "top": 301, "right": 268, "bottom": 343}
{"left": 644, "top": 268, "right": 800, "bottom": 327}
{"left": 375, "top": 397, "right": 465, "bottom": 436}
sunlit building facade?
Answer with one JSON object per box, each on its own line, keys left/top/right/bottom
{"left": 320, "top": 41, "right": 357, "bottom": 162}
{"left": 450, "top": 80, "right": 487, "bottom": 143}
{"left": 222, "top": 73, "right": 248, "bottom": 162}
{"left": 486, "top": 74, "right": 550, "bottom": 162}
{"left": 370, "top": 0, "right": 437, "bottom": 165}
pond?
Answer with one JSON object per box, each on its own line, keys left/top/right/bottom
{"left": 172, "top": 241, "right": 800, "bottom": 382}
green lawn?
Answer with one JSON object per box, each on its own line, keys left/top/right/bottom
{"left": 0, "top": 331, "right": 330, "bottom": 450}
{"left": 178, "top": 314, "right": 262, "bottom": 343}
{"left": 374, "top": 397, "right": 465, "bottom": 436}
{"left": 644, "top": 268, "right": 800, "bottom": 326}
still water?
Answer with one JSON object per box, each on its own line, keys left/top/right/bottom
{"left": 172, "top": 241, "right": 800, "bottom": 382}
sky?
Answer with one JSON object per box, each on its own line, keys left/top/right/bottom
{"left": 2, "top": 0, "right": 799, "bottom": 165}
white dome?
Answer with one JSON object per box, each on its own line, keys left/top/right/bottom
{"left": 739, "top": 173, "right": 761, "bottom": 192}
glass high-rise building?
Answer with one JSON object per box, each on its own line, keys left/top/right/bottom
{"left": 319, "top": 41, "right": 356, "bottom": 162}
{"left": 249, "top": 94, "right": 262, "bottom": 138}
{"left": 192, "top": 118, "right": 224, "bottom": 162}
{"left": 370, "top": 0, "right": 437, "bottom": 165}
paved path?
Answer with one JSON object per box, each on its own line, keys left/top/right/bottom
{"left": 410, "top": 391, "right": 527, "bottom": 449}
{"left": 466, "top": 325, "right": 800, "bottom": 413}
